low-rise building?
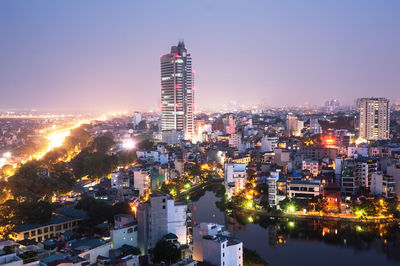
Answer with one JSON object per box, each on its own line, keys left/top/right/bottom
{"left": 11, "top": 214, "right": 84, "bottom": 242}
{"left": 193, "top": 223, "right": 242, "bottom": 266}
{"left": 111, "top": 214, "right": 138, "bottom": 250}
{"left": 288, "top": 180, "right": 321, "bottom": 199}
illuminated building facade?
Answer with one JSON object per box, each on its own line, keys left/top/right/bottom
{"left": 357, "top": 98, "right": 390, "bottom": 140}
{"left": 160, "top": 41, "right": 194, "bottom": 140}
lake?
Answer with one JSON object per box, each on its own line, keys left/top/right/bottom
{"left": 189, "top": 188, "right": 400, "bottom": 266}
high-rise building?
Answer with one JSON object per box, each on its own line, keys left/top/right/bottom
{"left": 325, "top": 99, "right": 340, "bottom": 112}
{"left": 161, "top": 41, "right": 194, "bottom": 140}
{"left": 357, "top": 98, "right": 390, "bottom": 140}
{"left": 133, "top": 112, "right": 142, "bottom": 127}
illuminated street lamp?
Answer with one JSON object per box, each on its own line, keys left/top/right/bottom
{"left": 287, "top": 204, "right": 296, "bottom": 213}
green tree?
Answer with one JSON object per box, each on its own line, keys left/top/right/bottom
{"left": 91, "top": 133, "right": 115, "bottom": 153}
{"left": 153, "top": 240, "right": 181, "bottom": 265}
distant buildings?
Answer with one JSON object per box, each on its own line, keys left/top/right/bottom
{"left": 357, "top": 98, "right": 390, "bottom": 140}
{"left": 137, "top": 193, "right": 187, "bottom": 254}
{"left": 286, "top": 114, "right": 303, "bottom": 136}
{"left": 325, "top": 99, "right": 340, "bottom": 112}
{"left": 133, "top": 112, "right": 142, "bottom": 127}
{"left": 161, "top": 41, "right": 194, "bottom": 140}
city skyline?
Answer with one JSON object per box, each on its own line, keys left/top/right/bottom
{"left": 1, "top": 1, "right": 399, "bottom": 112}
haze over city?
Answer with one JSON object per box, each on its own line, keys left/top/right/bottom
{"left": 1, "top": 0, "right": 399, "bottom": 112}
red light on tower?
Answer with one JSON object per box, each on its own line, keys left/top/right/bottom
{"left": 175, "top": 84, "right": 179, "bottom": 89}
{"left": 174, "top": 53, "right": 179, "bottom": 58}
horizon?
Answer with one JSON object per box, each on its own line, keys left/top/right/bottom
{"left": 1, "top": 1, "right": 399, "bottom": 112}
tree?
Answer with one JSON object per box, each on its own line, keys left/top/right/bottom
{"left": 91, "top": 134, "right": 115, "bottom": 153}
{"left": 243, "top": 248, "right": 269, "bottom": 266}
{"left": 152, "top": 240, "right": 181, "bottom": 265}
{"left": 75, "top": 196, "right": 115, "bottom": 225}
{"left": 7, "top": 161, "right": 57, "bottom": 200}
{"left": 314, "top": 195, "right": 328, "bottom": 214}
{"left": 137, "top": 120, "right": 147, "bottom": 130}
{"left": 113, "top": 202, "right": 134, "bottom": 216}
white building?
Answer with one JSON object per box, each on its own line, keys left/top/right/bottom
{"left": 354, "top": 157, "right": 377, "bottom": 189}
{"left": 267, "top": 175, "right": 279, "bottom": 206}
{"left": 132, "top": 169, "right": 150, "bottom": 197}
{"left": 288, "top": 180, "right": 321, "bottom": 199}
{"left": 228, "top": 134, "right": 241, "bottom": 150}
{"left": 357, "top": 98, "right": 390, "bottom": 140}
{"left": 133, "top": 112, "right": 142, "bottom": 127}
{"left": 370, "top": 172, "right": 395, "bottom": 198}
{"left": 71, "top": 239, "right": 111, "bottom": 265}
{"left": 387, "top": 163, "right": 400, "bottom": 198}
{"left": 0, "top": 254, "right": 23, "bottom": 266}
{"left": 193, "top": 223, "right": 242, "bottom": 266}
{"left": 347, "top": 146, "right": 369, "bottom": 158}
{"left": 309, "top": 118, "right": 322, "bottom": 135}
{"left": 161, "top": 41, "right": 194, "bottom": 140}
{"left": 224, "top": 163, "right": 247, "bottom": 198}
{"left": 136, "top": 151, "right": 169, "bottom": 164}
{"left": 261, "top": 136, "right": 278, "bottom": 152}
{"left": 111, "top": 214, "right": 138, "bottom": 250}
{"left": 111, "top": 171, "right": 130, "bottom": 189}
{"left": 137, "top": 193, "right": 187, "bottom": 254}
{"left": 302, "top": 159, "right": 319, "bottom": 177}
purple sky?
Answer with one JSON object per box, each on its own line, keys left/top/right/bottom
{"left": 0, "top": 0, "right": 399, "bottom": 112}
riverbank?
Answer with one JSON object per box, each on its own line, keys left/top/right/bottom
{"left": 180, "top": 181, "right": 397, "bottom": 224}
{"left": 174, "top": 177, "right": 224, "bottom": 200}
{"left": 236, "top": 207, "right": 397, "bottom": 223}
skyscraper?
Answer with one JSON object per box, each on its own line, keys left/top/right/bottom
{"left": 357, "top": 98, "right": 390, "bottom": 140}
{"left": 160, "top": 41, "right": 194, "bottom": 140}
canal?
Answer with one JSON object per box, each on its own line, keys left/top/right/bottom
{"left": 188, "top": 186, "right": 400, "bottom": 266}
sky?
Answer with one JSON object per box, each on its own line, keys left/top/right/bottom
{"left": 0, "top": 0, "right": 399, "bottom": 113}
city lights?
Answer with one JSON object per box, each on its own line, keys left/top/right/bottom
{"left": 122, "top": 139, "right": 135, "bottom": 150}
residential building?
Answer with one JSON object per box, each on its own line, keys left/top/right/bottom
{"left": 193, "top": 223, "right": 242, "bottom": 266}
{"left": 354, "top": 157, "right": 377, "bottom": 189}
{"left": 302, "top": 159, "right": 319, "bottom": 177}
{"left": 288, "top": 180, "right": 321, "bottom": 199}
{"left": 357, "top": 98, "right": 390, "bottom": 140}
{"left": 224, "top": 163, "right": 247, "bottom": 198}
{"left": 132, "top": 169, "right": 150, "bottom": 197}
{"left": 137, "top": 193, "right": 187, "bottom": 254}
{"left": 370, "top": 172, "right": 395, "bottom": 198}
{"left": 110, "top": 214, "right": 138, "bottom": 250}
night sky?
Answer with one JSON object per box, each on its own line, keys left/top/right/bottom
{"left": 1, "top": 0, "right": 399, "bottom": 112}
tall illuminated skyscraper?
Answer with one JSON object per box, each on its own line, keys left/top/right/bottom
{"left": 357, "top": 98, "right": 390, "bottom": 140}
{"left": 160, "top": 41, "right": 194, "bottom": 140}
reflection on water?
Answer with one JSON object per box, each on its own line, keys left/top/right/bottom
{"left": 188, "top": 188, "right": 400, "bottom": 266}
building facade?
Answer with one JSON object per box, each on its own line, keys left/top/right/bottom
{"left": 357, "top": 98, "right": 390, "bottom": 140}
{"left": 161, "top": 41, "right": 194, "bottom": 140}
{"left": 137, "top": 193, "right": 187, "bottom": 254}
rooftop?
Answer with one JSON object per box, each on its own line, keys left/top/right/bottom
{"left": 16, "top": 214, "right": 75, "bottom": 233}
